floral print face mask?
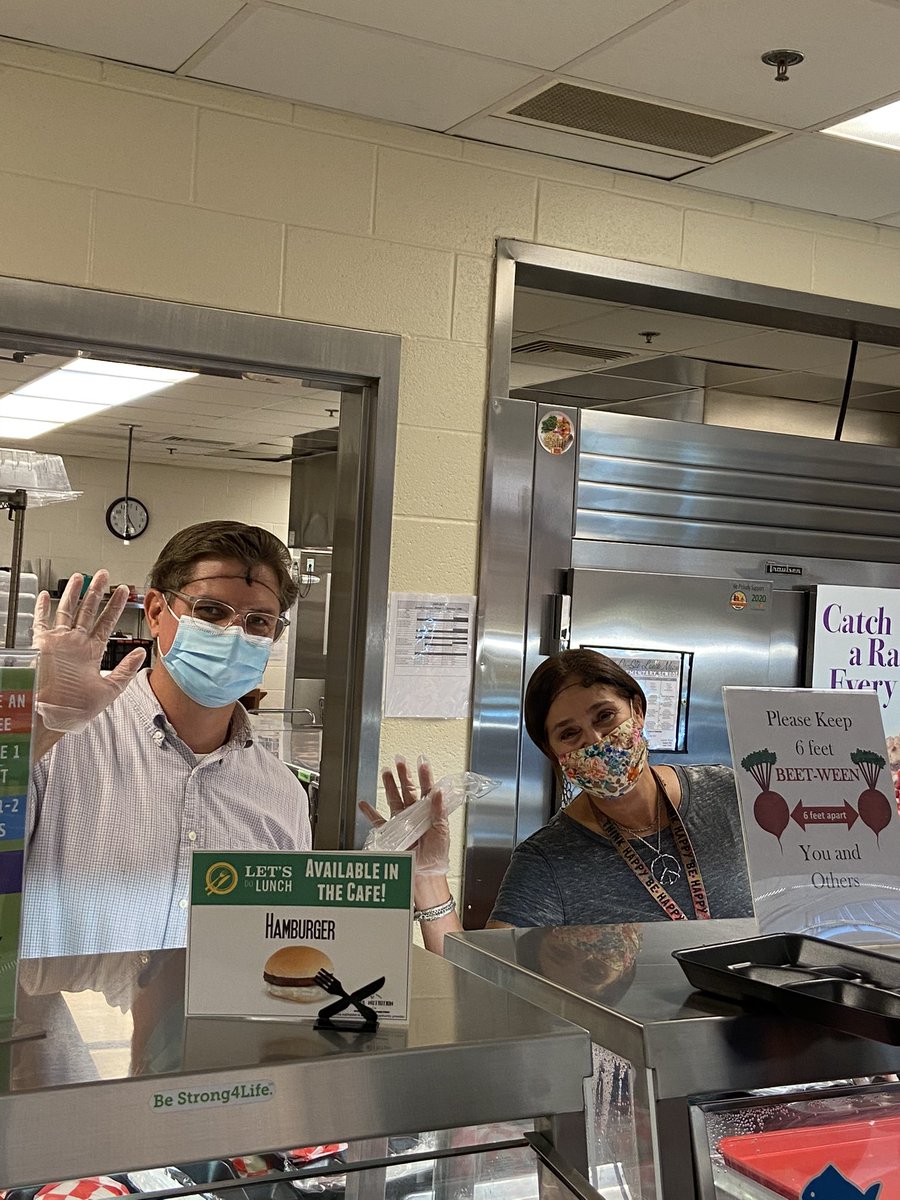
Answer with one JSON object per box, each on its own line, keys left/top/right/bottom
{"left": 558, "top": 710, "right": 649, "bottom": 799}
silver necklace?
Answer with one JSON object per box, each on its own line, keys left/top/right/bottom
{"left": 626, "top": 783, "right": 682, "bottom": 887}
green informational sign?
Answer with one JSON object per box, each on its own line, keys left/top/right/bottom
{"left": 191, "top": 851, "right": 413, "bottom": 909}
{"left": 0, "top": 655, "right": 38, "bottom": 1020}
{"left": 186, "top": 851, "right": 414, "bottom": 1022}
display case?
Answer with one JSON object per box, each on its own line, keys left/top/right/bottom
{"left": 1, "top": 947, "right": 595, "bottom": 1198}
{"left": 445, "top": 921, "right": 900, "bottom": 1200}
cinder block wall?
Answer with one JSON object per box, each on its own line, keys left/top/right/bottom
{"left": 3, "top": 40, "right": 898, "bottom": 902}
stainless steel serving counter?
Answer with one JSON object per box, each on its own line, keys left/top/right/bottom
{"left": 1, "top": 946, "right": 593, "bottom": 1190}
{"left": 445, "top": 920, "right": 900, "bottom": 1200}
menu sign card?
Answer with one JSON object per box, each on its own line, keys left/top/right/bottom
{"left": 0, "top": 653, "right": 37, "bottom": 1020}
{"left": 723, "top": 687, "right": 900, "bottom": 942}
{"left": 186, "top": 851, "right": 413, "bottom": 1022}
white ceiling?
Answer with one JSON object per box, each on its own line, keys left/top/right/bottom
{"left": 3, "top": 0, "right": 900, "bottom": 222}
{"left": 0, "top": 352, "right": 341, "bottom": 475}
{"left": 510, "top": 287, "right": 900, "bottom": 439}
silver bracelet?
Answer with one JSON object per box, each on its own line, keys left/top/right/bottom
{"left": 413, "top": 896, "right": 456, "bottom": 922}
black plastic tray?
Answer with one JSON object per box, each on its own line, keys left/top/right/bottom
{"left": 673, "top": 933, "right": 900, "bottom": 1045}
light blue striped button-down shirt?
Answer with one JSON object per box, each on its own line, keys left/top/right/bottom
{"left": 22, "top": 671, "right": 311, "bottom": 958}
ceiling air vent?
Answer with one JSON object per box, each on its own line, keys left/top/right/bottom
{"left": 513, "top": 340, "right": 634, "bottom": 372}
{"left": 505, "top": 82, "right": 775, "bottom": 160}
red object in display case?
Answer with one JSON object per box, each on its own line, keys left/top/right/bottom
{"left": 719, "top": 1114, "right": 900, "bottom": 1198}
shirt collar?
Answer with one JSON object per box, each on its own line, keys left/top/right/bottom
{"left": 126, "top": 669, "right": 255, "bottom": 750}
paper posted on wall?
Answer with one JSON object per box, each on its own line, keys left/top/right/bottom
{"left": 384, "top": 592, "right": 475, "bottom": 719}
{"left": 723, "top": 686, "right": 900, "bottom": 943}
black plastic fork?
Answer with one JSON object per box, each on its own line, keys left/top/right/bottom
{"left": 314, "top": 969, "right": 384, "bottom": 1026}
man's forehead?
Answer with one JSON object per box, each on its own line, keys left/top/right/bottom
{"left": 184, "top": 569, "right": 281, "bottom": 607}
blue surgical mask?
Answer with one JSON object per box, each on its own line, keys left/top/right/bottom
{"left": 161, "top": 614, "right": 272, "bottom": 708}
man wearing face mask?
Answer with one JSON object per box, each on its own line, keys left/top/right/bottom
{"left": 488, "top": 649, "right": 753, "bottom": 928}
{"left": 21, "top": 521, "right": 312, "bottom": 958}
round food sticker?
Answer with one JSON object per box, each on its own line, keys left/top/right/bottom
{"left": 730, "top": 590, "right": 748, "bottom": 610}
{"left": 538, "top": 412, "right": 574, "bottom": 455}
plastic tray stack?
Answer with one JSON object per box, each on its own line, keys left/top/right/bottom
{"left": 674, "top": 933, "right": 900, "bottom": 1044}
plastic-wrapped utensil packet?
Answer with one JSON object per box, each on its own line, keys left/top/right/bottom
{"left": 364, "top": 772, "right": 498, "bottom": 853}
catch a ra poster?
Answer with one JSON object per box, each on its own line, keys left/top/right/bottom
{"left": 810, "top": 584, "right": 900, "bottom": 816}
{"left": 723, "top": 687, "right": 900, "bottom": 942}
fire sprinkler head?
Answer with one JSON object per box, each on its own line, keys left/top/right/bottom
{"left": 761, "top": 49, "right": 804, "bottom": 82}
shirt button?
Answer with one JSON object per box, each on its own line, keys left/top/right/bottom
{"left": 187, "top": 830, "right": 197, "bottom": 842}
{"left": 179, "top": 899, "right": 188, "bottom": 909}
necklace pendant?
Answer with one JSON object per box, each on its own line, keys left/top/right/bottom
{"left": 652, "top": 853, "right": 682, "bottom": 887}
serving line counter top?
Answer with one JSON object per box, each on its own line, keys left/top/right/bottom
{"left": 444, "top": 920, "right": 900, "bottom": 1200}
{"left": 1, "top": 946, "right": 593, "bottom": 1189}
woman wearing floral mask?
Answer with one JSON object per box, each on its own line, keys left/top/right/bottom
{"left": 488, "top": 649, "right": 753, "bottom": 928}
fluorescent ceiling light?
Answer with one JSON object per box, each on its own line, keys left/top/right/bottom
{"left": 0, "top": 397, "right": 105, "bottom": 424}
{"left": 0, "top": 357, "right": 197, "bottom": 438}
{"left": 0, "top": 418, "right": 59, "bottom": 440}
{"left": 823, "top": 99, "right": 900, "bottom": 152}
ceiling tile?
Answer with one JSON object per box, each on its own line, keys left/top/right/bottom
{"left": 268, "top": 0, "right": 673, "bottom": 69}
{"left": 513, "top": 288, "right": 625, "bottom": 333}
{"left": 455, "top": 115, "right": 699, "bottom": 178}
{"left": 549, "top": 306, "right": 760, "bottom": 354}
{"left": 568, "top": 0, "right": 900, "bottom": 128}
{"left": 847, "top": 350, "right": 900, "bottom": 386}
{"left": 0, "top": 0, "right": 244, "bottom": 71}
{"left": 683, "top": 329, "right": 867, "bottom": 373}
{"left": 716, "top": 372, "right": 891, "bottom": 403}
{"left": 686, "top": 133, "right": 900, "bottom": 219}
{"left": 187, "top": 7, "right": 539, "bottom": 129}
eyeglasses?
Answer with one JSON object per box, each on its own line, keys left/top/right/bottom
{"left": 165, "top": 589, "right": 289, "bottom": 642}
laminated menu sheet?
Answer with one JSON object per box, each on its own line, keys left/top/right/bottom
{"left": 0, "top": 652, "right": 37, "bottom": 1020}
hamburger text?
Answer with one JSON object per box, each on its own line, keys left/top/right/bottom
{"left": 264, "top": 914, "right": 336, "bottom": 939}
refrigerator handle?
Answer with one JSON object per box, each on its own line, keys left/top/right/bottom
{"left": 542, "top": 593, "right": 571, "bottom": 657}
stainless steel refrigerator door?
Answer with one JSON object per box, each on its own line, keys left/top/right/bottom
{"left": 568, "top": 568, "right": 805, "bottom": 764}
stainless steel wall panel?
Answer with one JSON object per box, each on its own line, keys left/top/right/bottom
{"left": 466, "top": 395, "right": 538, "bottom": 929}
{"left": 578, "top": 408, "right": 900, "bottom": 487}
{"left": 577, "top": 479, "right": 900, "bottom": 538}
{"left": 568, "top": 568, "right": 801, "bottom": 764}
{"left": 570, "top": 539, "right": 900, "bottom": 588}
{"left": 578, "top": 452, "right": 900, "bottom": 515}
{"left": 516, "top": 404, "right": 579, "bottom": 845}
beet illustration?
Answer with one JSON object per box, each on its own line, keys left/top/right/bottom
{"left": 850, "top": 749, "right": 893, "bottom": 844}
{"left": 741, "top": 749, "right": 789, "bottom": 849}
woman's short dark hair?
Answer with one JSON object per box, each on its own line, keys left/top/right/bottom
{"left": 149, "top": 521, "right": 299, "bottom": 611}
{"left": 524, "top": 648, "right": 647, "bottom": 761}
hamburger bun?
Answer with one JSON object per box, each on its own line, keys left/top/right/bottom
{"left": 263, "top": 945, "right": 334, "bottom": 1003}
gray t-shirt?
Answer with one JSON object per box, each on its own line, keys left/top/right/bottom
{"left": 490, "top": 764, "right": 752, "bottom": 926}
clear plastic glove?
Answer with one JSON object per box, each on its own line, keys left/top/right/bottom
{"left": 359, "top": 755, "right": 450, "bottom": 877}
{"left": 33, "top": 570, "right": 147, "bottom": 733}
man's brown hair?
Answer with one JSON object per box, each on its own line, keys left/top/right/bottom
{"left": 149, "top": 521, "right": 299, "bottom": 611}
{"left": 524, "top": 648, "right": 647, "bottom": 761}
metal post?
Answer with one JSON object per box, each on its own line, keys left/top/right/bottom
{"left": 4, "top": 489, "right": 27, "bottom": 649}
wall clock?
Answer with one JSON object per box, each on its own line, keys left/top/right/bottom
{"left": 105, "top": 497, "right": 149, "bottom": 541}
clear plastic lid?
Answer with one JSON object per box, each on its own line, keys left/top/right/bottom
{"left": 0, "top": 448, "right": 81, "bottom": 506}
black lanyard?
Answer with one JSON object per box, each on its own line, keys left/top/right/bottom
{"left": 587, "top": 771, "right": 710, "bottom": 921}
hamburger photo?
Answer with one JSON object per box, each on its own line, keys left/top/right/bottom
{"left": 263, "top": 945, "right": 334, "bottom": 1003}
